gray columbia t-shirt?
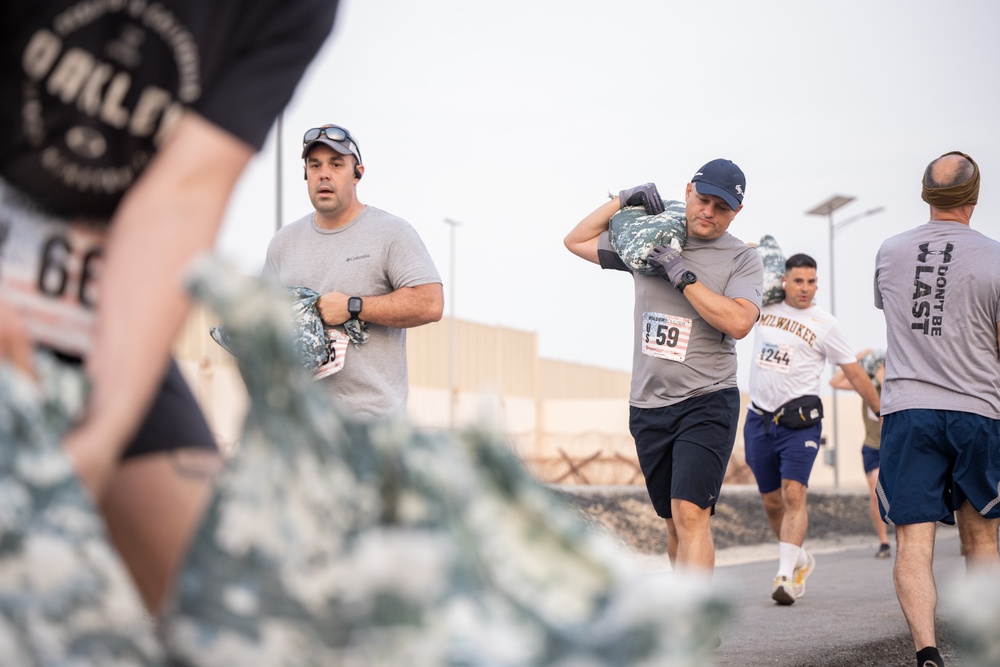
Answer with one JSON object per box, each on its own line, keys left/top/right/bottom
{"left": 874, "top": 219, "right": 1000, "bottom": 419}
{"left": 263, "top": 205, "right": 441, "bottom": 419}
{"left": 598, "top": 230, "right": 763, "bottom": 408}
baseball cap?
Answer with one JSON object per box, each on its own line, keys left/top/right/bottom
{"left": 691, "top": 159, "right": 745, "bottom": 211}
{"left": 301, "top": 124, "right": 363, "bottom": 164}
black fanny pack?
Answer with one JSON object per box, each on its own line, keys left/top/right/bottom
{"left": 771, "top": 395, "right": 824, "bottom": 429}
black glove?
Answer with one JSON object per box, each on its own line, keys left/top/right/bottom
{"left": 647, "top": 242, "right": 686, "bottom": 287}
{"left": 618, "top": 183, "right": 665, "bottom": 215}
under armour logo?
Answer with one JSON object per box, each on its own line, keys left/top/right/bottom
{"left": 917, "top": 242, "right": 953, "bottom": 263}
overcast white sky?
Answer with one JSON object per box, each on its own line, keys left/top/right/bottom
{"left": 216, "top": 0, "right": 1000, "bottom": 389}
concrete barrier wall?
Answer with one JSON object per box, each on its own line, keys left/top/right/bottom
{"left": 175, "top": 308, "right": 871, "bottom": 491}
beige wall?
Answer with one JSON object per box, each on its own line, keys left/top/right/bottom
{"left": 175, "top": 309, "right": 871, "bottom": 491}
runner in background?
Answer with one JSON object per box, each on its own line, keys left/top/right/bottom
{"left": 744, "top": 253, "right": 881, "bottom": 606}
{"left": 830, "top": 348, "right": 891, "bottom": 559}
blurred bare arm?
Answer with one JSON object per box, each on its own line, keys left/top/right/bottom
{"left": 64, "top": 112, "right": 254, "bottom": 500}
{"left": 839, "top": 361, "right": 881, "bottom": 416}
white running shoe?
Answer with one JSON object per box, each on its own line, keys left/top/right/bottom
{"left": 772, "top": 575, "right": 796, "bottom": 605}
{"left": 792, "top": 550, "right": 816, "bottom": 599}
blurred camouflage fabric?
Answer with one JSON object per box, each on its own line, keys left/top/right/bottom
{"left": 0, "top": 257, "right": 732, "bottom": 666}
{"left": 951, "top": 572, "right": 1000, "bottom": 667}
{"left": 609, "top": 201, "right": 687, "bottom": 275}
{"left": 165, "top": 258, "right": 730, "bottom": 666}
{"left": 0, "top": 356, "right": 163, "bottom": 666}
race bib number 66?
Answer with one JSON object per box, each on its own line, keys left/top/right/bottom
{"left": 641, "top": 311, "right": 692, "bottom": 362}
{"left": 0, "top": 181, "right": 105, "bottom": 357}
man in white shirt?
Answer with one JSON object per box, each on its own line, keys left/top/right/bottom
{"left": 744, "top": 253, "right": 880, "bottom": 605}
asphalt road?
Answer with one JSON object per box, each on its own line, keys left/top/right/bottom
{"left": 636, "top": 526, "right": 966, "bottom": 667}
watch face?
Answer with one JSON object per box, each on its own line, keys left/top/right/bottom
{"left": 348, "top": 297, "right": 362, "bottom": 315}
{"left": 677, "top": 270, "right": 697, "bottom": 293}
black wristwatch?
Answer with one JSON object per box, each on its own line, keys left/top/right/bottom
{"left": 347, "top": 296, "right": 363, "bottom": 319}
{"left": 676, "top": 270, "right": 697, "bottom": 293}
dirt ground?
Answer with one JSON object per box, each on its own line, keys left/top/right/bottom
{"left": 554, "top": 485, "right": 879, "bottom": 554}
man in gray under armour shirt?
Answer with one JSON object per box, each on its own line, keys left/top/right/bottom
{"left": 874, "top": 151, "right": 1000, "bottom": 667}
{"left": 263, "top": 124, "right": 443, "bottom": 419}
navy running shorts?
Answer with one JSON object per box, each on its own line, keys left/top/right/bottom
{"left": 878, "top": 409, "right": 1000, "bottom": 526}
{"left": 743, "top": 410, "right": 822, "bottom": 493}
{"left": 861, "top": 445, "right": 881, "bottom": 475}
{"left": 629, "top": 387, "right": 740, "bottom": 519}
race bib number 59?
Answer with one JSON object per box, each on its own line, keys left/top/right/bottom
{"left": 641, "top": 311, "right": 692, "bottom": 362}
{"left": 0, "top": 181, "right": 105, "bottom": 357}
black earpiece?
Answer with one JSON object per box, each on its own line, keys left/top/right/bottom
{"left": 354, "top": 165, "right": 362, "bottom": 180}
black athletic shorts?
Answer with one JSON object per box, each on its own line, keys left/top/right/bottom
{"left": 53, "top": 352, "right": 217, "bottom": 460}
{"left": 629, "top": 387, "right": 740, "bottom": 518}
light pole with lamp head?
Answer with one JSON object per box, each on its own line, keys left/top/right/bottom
{"left": 443, "top": 218, "right": 462, "bottom": 430}
{"left": 805, "top": 196, "right": 884, "bottom": 488}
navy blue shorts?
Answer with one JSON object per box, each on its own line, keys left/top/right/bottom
{"left": 629, "top": 387, "right": 740, "bottom": 519}
{"left": 743, "top": 410, "right": 822, "bottom": 493}
{"left": 878, "top": 409, "right": 1000, "bottom": 526}
{"left": 861, "top": 445, "right": 881, "bottom": 474}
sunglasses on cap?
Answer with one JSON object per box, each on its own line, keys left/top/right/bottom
{"left": 302, "top": 125, "right": 363, "bottom": 163}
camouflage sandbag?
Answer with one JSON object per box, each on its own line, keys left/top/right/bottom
{"left": 210, "top": 286, "right": 329, "bottom": 374}
{"left": 858, "top": 349, "right": 886, "bottom": 381}
{"left": 211, "top": 285, "right": 369, "bottom": 377}
{"left": 0, "top": 355, "right": 163, "bottom": 666}
{"left": 162, "top": 257, "right": 729, "bottom": 667}
{"left": 756, "top": 234, "right": 786, "bottom": 306}
{"left": 609, "top": 201, "right": 688, "bottom": 275}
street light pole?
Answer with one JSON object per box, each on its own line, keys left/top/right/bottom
{"left": 443, "top": 218, "right": 462, "bottom": 430}
{"left": 805, "top": 195, "right": 855, "bottom": 490}
{"left": 805, "top": 197, "right": 886, "bottom": 489}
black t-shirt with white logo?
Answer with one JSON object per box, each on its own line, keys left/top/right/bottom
{"left": 0, "top": 0, "right": 337, "bottom": 218}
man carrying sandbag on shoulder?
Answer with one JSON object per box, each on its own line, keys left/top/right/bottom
{"left": 744, "top": 253, "right": 880, "bottom": 606}
{"left": 564, "top": 159, "right": 762, "bottom": 581}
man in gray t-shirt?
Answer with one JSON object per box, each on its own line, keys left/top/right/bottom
{"left": 263, "top": 125, "right": 443, "bottom": 419}
{"left": 873, "top": 151, "right": 1000, "bottom": 667}
{"left": 565, "top": 159, "right": 763, "bottom": 576}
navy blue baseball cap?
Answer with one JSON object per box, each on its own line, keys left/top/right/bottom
{"left": 691, "top": 159, "right": 746, "bottom": 210}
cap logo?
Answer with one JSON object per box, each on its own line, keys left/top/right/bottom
{"left": 735, "top": 184, "right": 744, "bottom": 195}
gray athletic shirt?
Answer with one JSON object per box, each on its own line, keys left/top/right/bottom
{"left": 598, "top": 230, "right": 763, "bottom": 408}
{"left": 874, "top": 219, "right": 1000, "bottom": 419}
{"left": 263, "top": 205, "right": 442, "bottom": 419}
